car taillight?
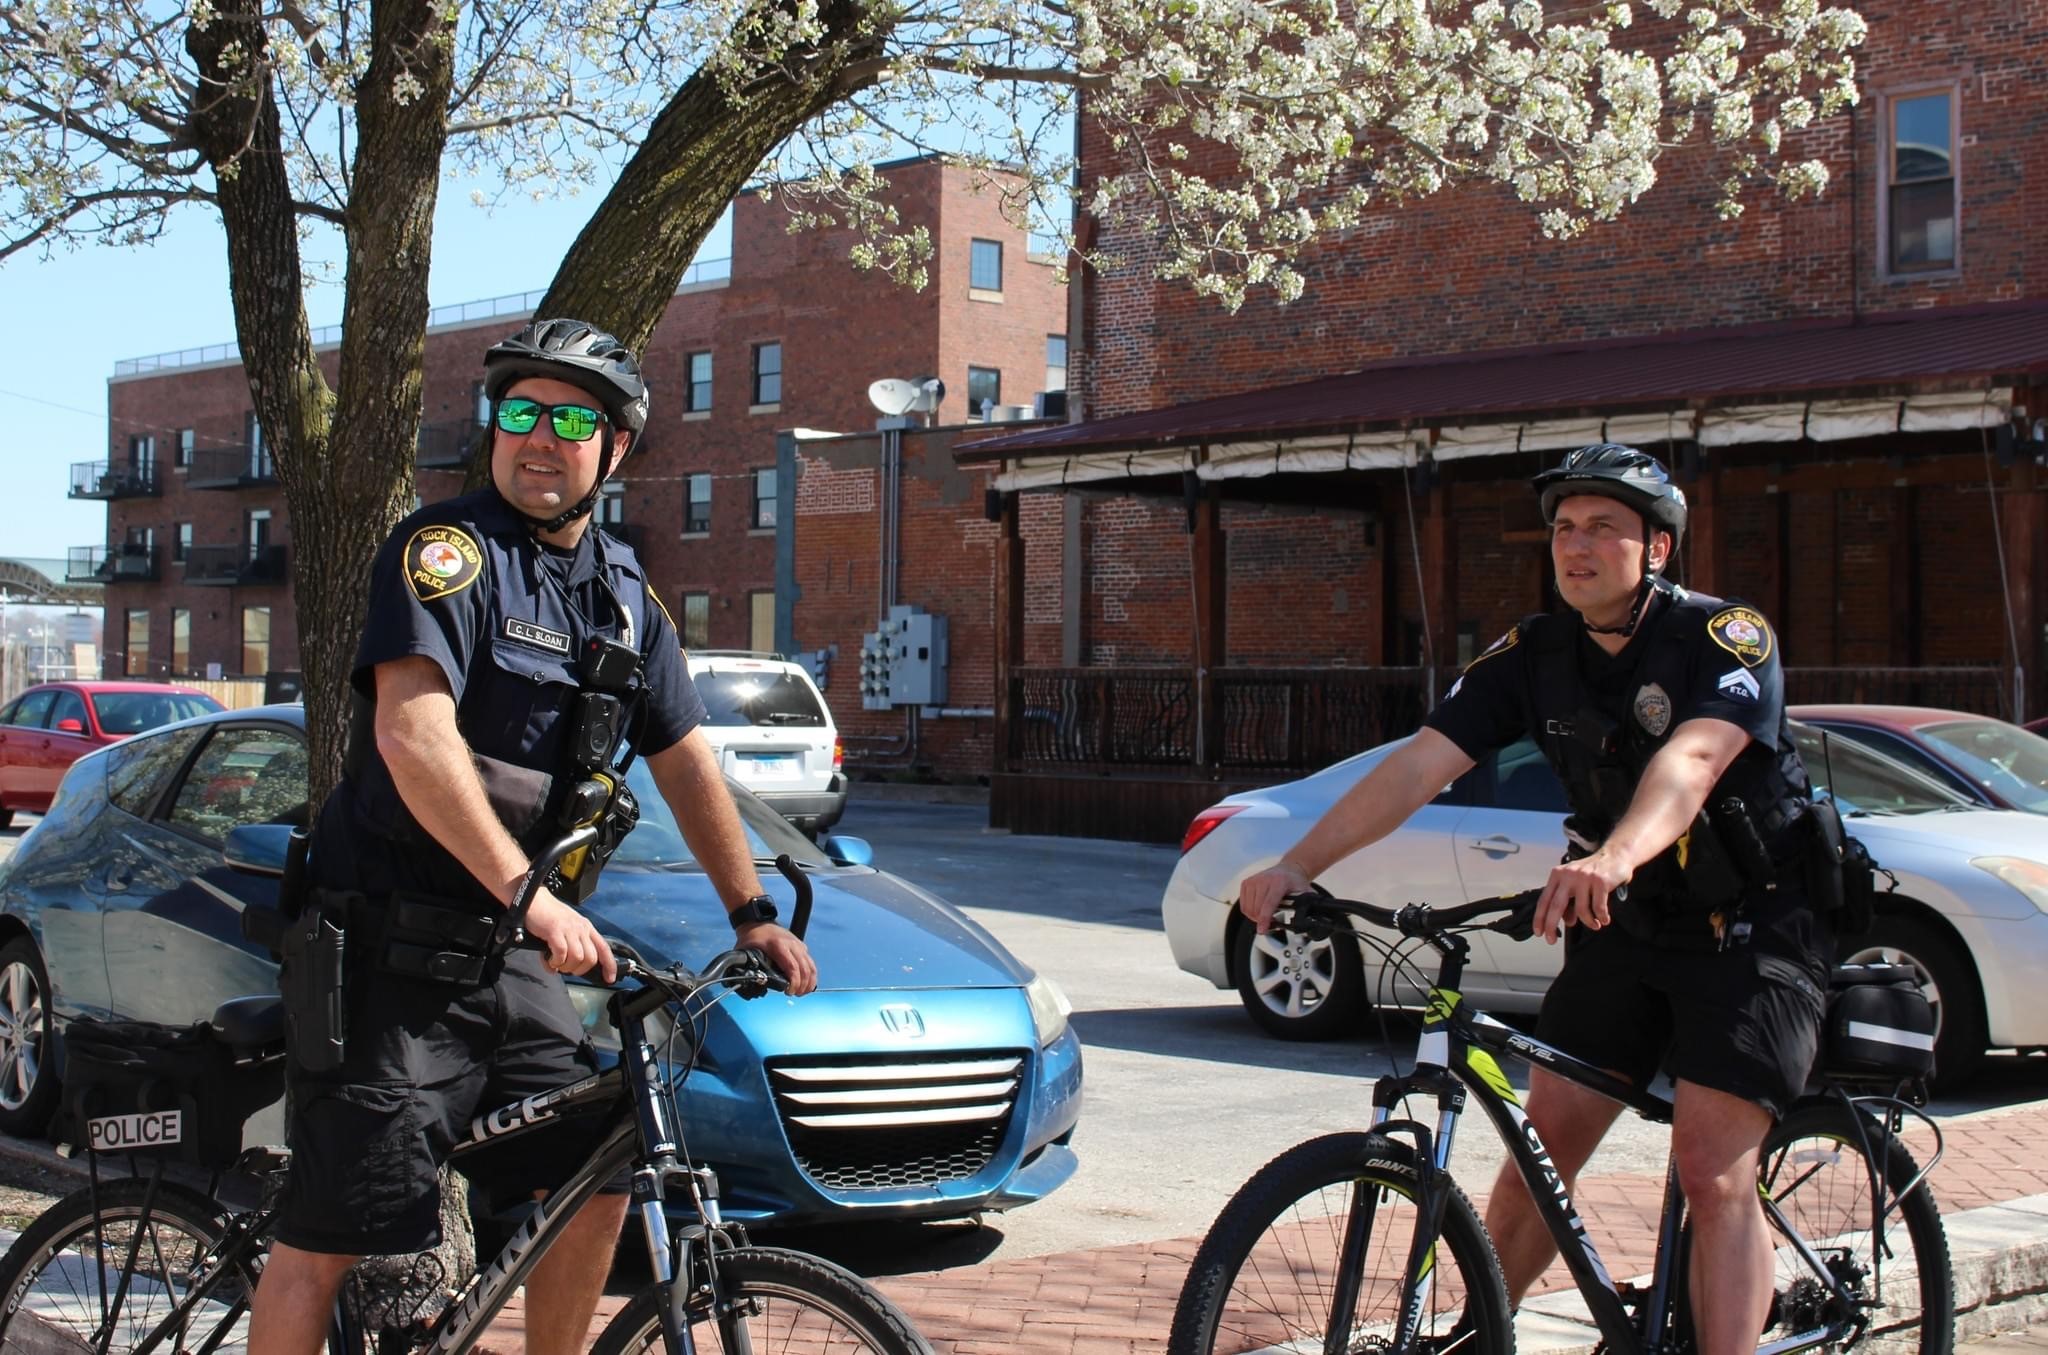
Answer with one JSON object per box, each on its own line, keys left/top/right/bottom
{"left": 1180, "top": 804, "right": 1246, "bottom": 855}
{"left": 833, "top": 738, "right": 844, "bottom": 772}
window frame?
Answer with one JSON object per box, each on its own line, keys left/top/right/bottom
{"left": 172, "top": 608, "right": 192, "bottom": 675}
{"left": 967, "top": 366, "right": 1002, "bottom": 420}
{"left": 681, "top": 592, "right": 712, "bottom": 651}
{"left": 241, "top": 605, "right": 272, "bottom": 676}
{"left": 686, "top": 351, "right": 713, "bottom": 413}
{"left": 751, "top": 342, "right": 783, "bottom": 407}
{"left": 126, "top": 609, "right": 150, "bottom": 677}
{"left": 175, "top": 428, "right": 194, "bottom": 469}
{"left": 684, "top": 472, "right": 712, "bottom": 535}
{"left": 1877, "top": 82, "right": 1962, "bottom": 281}
{"left": 174, "top": 522, "right": 193, "bottom": 563}
{"left": 969, "top": 238, "right": 1004, "bottom": 293}
{"left": 751, "top": 467, "right": 778, "bottom": 530}
{"left": 1046, "top": 335, "right": 1068, "bottom": 393}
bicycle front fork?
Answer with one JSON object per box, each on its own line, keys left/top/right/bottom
{"left": 635, "top": 1162, "right": 757, "bottom": 1355}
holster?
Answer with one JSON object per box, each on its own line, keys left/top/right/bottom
{"left": 279, "top": 890, "right": 352, "bottom": 1073}
{"left": 553, "top": 775, "right": 641, "bottom": 906}
{"left": 1805, "top": 798, "right": 1849, "bottom": 919}
{"left": 377, "top": 894, "right": 500, "bottom": 987}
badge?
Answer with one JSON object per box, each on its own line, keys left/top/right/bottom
{"left": 1707, "top": 605, "right": 1773, "bottom": 669}
{"left": 1717, "top": 668, "right": 1761, "bottom": 702}
{"left": 1634, "top": 682, "right": 1672, "bottom": 736}
{"left": 504, "top": 618, "right": 571, "bottom": 655}
{"left": 406, "top": 525, "right": 483, "bottom": 602}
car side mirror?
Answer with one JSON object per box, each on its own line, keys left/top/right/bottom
{"left": 55, "top": 718, "right": 84, "bottom": 733}
{"left": 224, "top": 823, "right": 296, "bottom": 877}
{"left": 819, "top": 833, "right": 874, "bottom": 867}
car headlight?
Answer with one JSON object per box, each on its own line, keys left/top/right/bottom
{"left": 1970, "top": 856, "right": 2048, "bottom": 913}
{"left": 565, "top": 980, "right": 675, "bottom": 1054}
{"left": 1024, "top": 973, "right": 1072, "bottom": 1047}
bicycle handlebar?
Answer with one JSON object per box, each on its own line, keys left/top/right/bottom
{"left": 1273, "top": 886, "right": 1547, "bottom": 944}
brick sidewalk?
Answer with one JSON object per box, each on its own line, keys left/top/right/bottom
{"left": 474, "top": 1097, "right": 2048, "bottom": 1352}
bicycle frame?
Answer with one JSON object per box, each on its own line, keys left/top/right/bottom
{"left": 1360, "top": 929, "right": 1875, "bottom": 1355}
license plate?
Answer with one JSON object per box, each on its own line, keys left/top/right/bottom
{"left": 741, "top": 752, "right": 799, "bottom": 779}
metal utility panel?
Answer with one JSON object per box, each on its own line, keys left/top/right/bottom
{"left": 859, "top": 605, "right": 947, "bottom": 710}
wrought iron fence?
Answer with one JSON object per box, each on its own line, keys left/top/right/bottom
{"left": 1784, "top": 666, "right": 2013, "bottom": 720}
{"left": 1216, "top": 667, "right": 1436, "bottom": 769}
{"left": 1011, "top": 668, "right": 1194, "bottom": 769}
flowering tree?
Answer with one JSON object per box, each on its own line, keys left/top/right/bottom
{"left": 0, "top": 0, "right": 1866, "bottom": 787}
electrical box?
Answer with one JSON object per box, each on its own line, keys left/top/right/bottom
{"left": 859, "top": 604, "right": 948, "bottom": 710}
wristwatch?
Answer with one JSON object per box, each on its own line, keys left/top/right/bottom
{"left": 728, "top": 894, "right": 779, "bottom": 930}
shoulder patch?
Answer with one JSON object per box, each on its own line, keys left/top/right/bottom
{"left": 1463, "top": 624, "right": 1520, "bottom": 673}
{"left": 405, "top": 524, "right": 484, "bottom": 603}
{"left": 1706, "top": 605, "right": 1773, "bottom": 669}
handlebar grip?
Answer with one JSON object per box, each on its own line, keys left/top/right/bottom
{"left": 773, "top": 854, "right": 813, "bottom": 939}
{"left": 495, "top": 824, "right": 602, "bottom": 950}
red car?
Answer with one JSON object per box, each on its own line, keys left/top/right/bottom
{"left": 0, "top": 681, "right": 222, "bottom": 827}
{"left": 1790, "top": 703, "right": 2048, "bottom": 815}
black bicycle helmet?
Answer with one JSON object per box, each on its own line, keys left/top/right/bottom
{"left": 484, "top": 318, "right": 649, "bottom": 532}
{"left": 1532, "top": 443, "right": 1688, "bottom": 553}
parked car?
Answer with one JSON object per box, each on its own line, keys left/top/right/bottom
{"left": 1791, "top": 704, "right": 2048, "bottom": 815}
{"left": 0, "top": 705, "right": 1080, "bottom": 1226}
{"left": 1163, "top": 721, "right": 2048, "bottom": 1085}
{"left": 687, "top": 651, "right": 846, "bottom": 836}
{"left": 0, "top": 681, "right": 222, "bottom": 827}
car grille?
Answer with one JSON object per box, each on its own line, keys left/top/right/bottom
{"left": 766, "top": 1052, "right": 1026, "bottom": 1192}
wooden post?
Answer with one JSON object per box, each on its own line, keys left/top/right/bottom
{"left": 1890, "top": 486, "right": 1919, "bottom": 668}
{"left": 1687, "top": 461, "right": 1723, "bottom": 597}
{"left": 1192, "top": 487, "right": 1227, "bottom": 769}
{"left": 2006, "top": 459, "right": 2042, "bottom": 722}
{"left": 1421, "top": 481, "right": 1457, "bottom": 681}
{"left": 991, "top": 489, "right": 1025, "bottom": 774}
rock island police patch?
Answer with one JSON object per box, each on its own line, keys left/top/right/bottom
{"left": 1468, "top": 625, "right": 1519, "bottom": 669}
{"left": 1707, "top": 605, "right": 1773, "bottom": 669}
{"left": 406, "top": 524, "right": 483, "bottom": 602}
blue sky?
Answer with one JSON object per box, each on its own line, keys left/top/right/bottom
{"left": 0, "top": 187, "right": 732, "bottom": 565}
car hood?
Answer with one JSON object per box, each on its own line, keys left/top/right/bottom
{"left": 1845, "top": 807, "right": 2048, "bottom": 857}
{"left": 582, "top": 864, "right": 1032, "bottom": 991}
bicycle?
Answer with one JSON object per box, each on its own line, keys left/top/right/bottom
{"left": 1170, "top": 887, "right": 1953, "bottom": 1355}
{"left": 0, "top": 824, "right": 933, "bottom": 1355}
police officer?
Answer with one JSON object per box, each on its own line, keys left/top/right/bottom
{"left": 250, "top": 318, "right": 817, "bottom": 1355}
{"left": 1239, "top": 444, "right": 1834, "bottom": 1355}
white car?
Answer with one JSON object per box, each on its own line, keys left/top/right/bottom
{"left": 1163, "top": 723, "right": 2048, "bottom": 1086}
{"left": 686, "top": 651, "right": 846, "bottom": 836}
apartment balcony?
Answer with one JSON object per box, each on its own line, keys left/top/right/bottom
{"left": 418, "top": 419, "right": 485, "bottom": 470}
{"left": 188, "top": 446, "right": 278, "bottom": 489}
{"left": 69, "top": 458, "right": 161, "bottom": 500}
{"left": 66, "top": 543, "right": 161, "bottom": 584}
{"left": 186, "top": 543, "right": 290, "bottom": 587}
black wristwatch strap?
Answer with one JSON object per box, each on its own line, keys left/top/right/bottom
{"left": 728, "top": 894, "right": 779, "bottom": 929}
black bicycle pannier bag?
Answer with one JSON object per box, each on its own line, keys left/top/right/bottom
{"left": 56, "top": 1018, "right": 283, "bottom": 1168}
{"left": 1821, "top": 965, "right": 1936, "bottom": 1082}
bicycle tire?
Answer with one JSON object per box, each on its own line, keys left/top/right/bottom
{"left": 589, "top": 1245, "right": 933, "bottom": 1355}
{"left": 0, "top": 1175, "right": 358, "bottom": 1355}
{"left": 1170, "top": 1132, "right": 1513, "bottom": 1355}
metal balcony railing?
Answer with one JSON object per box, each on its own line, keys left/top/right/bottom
{"left": 186, "top": 543, "right": 290, "bottom": 586}
{"left": 418, "top": 419, "right": 485, "bottom": 470}
{"left": 68, "top": 458, "right": 161, "bottom": 500}
{"left": 187, "top": 446, "right": 277, "bottom": 489}
{"left": 66, "top": 543, "right": 161, "bottom": 584}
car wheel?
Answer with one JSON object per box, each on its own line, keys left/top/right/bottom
{"left": 1232, "top": 918, "right": 1364, "bottom": 1041}
{"left": 0, "top": 935, "right": 58, "bottom": 1135}
{"left": 1842, "top": 914, "right": 1987, "bottom": 1090}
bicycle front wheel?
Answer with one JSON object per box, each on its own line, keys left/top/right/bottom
{"left": 1756, "top": 1099, "right": 1953, "bottom": 1355}
{"left": 590, "top": 1245, "right": 932, "bottom": 1355}
{"left": 1170, "top": 1132, "right": 1512, "bottom": 1355}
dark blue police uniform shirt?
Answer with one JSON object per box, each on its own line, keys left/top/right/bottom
{"left": 317, "top": 488, "right": 704, "bottom": 904}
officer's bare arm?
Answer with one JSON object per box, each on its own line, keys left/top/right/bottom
{"left": 373, "top": 656, "right": 535, "bottom": 905}
{"left": 1596, "top": 717, "right": 1751, "bottom": 874}
{"left": 643, "top": 729, "right": 766, "bottom": 907}
{"left": 1282, "top": 728, "right": 1476, "bottom": 878}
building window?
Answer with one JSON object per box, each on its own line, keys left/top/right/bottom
{"left": 174, "top": 522, "right": 192, "bottom": 562}
{"left": 126, "top": 610, "right": 149, "bottom": 677}
{"left": 472, "top": 382, "right": 490, "bottom": 426}
{"left": 752, "top": 343, "right": 782, "bottom": 406}
{"left": 247, "top": 508, "right": 272, "bottom": 561}
{"left": 967, "top": 366, "right": 1002, "bottom": 419}
{"left": 172, "top": 610, "right": 191, "bottom": 674}
{"left": 597, "top": 480, "right": 626, "bottom": 528}
{"left": 750, "top": 592, "right": 776, "bottom": 654}
{"left": 752, "top": 468, "right": 777, "bottom": 529}
{"left": 1884, "top": 89, "right": 1957, "bottom": 274}
{"left": 175, "top": 428, "right": 194, "bottom": 469}
{"left": 1046, "top": 335, "right": 1068, "bottom": 393}
{"left": 970, "top": 238, "right": 1003, "bottom": 292}
{"left": 242, "top": 606, "right": 271, "bottom": 675}
{"left": 128, "top": 434, "right": 156, "bottom": 484}
{"left": 687, "top": 352, "right": 713, "bottom": 412}
{"left": 245, "top": 411, "right": 272, "bottom": 478}
{"left": 685, "top": 473, "right": 712, "bottom": 534}
{"left": 681, "top": 593, "right": 711, "bottom": 651}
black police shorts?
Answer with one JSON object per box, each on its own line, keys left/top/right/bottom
{"left": 275, "top": 947, "right": 613, "bottom": 1257}
{"left": 1534, "top": 894, "right": 1836, "bottom": 1119}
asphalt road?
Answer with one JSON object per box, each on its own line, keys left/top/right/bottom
{"left": 7, "top": 799, "right": 2048, "bottom": 1280}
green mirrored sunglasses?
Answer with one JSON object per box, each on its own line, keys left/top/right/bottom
{"left": 495, "top": 397, "right": 605, "bottom": 441}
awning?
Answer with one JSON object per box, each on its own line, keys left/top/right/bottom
{"left": 958, "top": 300, "right": 2048, "bottom": 489}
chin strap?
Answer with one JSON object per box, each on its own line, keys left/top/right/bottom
{"left": 517, "top": 427, "right": 618, "bottom": 536}
{"left": 1583, "top": 572, "right": 1675, "bottom": 638}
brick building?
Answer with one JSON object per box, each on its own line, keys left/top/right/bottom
{"left": 957, "top": 0, "right": 2048, "bottom": 839}
{"left": 69, "top": 156, "right": 1065, "bottom": 695}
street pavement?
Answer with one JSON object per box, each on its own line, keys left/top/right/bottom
{"left": 7, "top": 795, "right": 2048, "bottom": 1350}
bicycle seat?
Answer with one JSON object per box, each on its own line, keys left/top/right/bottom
{"left": 212, "top": 995, "right": 287, "bottom": 1051}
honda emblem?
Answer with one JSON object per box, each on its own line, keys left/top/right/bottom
{"left": 878, "top": 1004, "right": 925, "bottom": 1037}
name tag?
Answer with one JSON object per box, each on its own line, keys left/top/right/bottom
{"left": 504, "top": 619, "right": 572, "bottom": 655}
{"left": 87, "top": 1110, "right": 183, "bottom": 1153}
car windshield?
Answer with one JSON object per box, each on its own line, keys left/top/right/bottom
{"left": 608, "top": 757, "right": 832, "bottom": 868}
{"left": 93, "top": 691, "right": 224, "bottom": 735}
{"left": 1789, "top": 722, "right": 1972, "bottom": 816}
{"left": 693, "top": 669, "right": 827, "bottom": 728}
{"left": 1914, "top": 719, "right": 2048, "bottom": 813}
